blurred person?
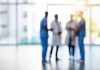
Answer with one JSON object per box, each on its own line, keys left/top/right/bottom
{"left": 49, "top": 14, "right": 62, "bottom": 61}
{"left": 76, "top": 11, "right": 86, "bottom": 64}
{"left": 65, "top": 14, "right": 77, "bottom": 60}
{"left": 40, "top": 11, "right": 49, "bottom": 63}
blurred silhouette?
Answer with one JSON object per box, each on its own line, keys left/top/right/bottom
{"left": 77, "top": 11, "right": 86, "bottom": 64}
{"left": 40, "top": 11, "right": 49, "bottom": 63}
{"left": 65, "top": 14, "right": 77, "bottom": 60}
{"left": 49, "top": 14, "right": 62, "bottom": 61}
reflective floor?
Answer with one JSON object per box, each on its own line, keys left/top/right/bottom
{"left": 0, "top": 45, "right": 100, "bottom": 70}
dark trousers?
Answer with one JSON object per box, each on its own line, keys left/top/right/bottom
{"left": 68, "top": 44, "right": 75, "bottom": 56}
{"left": 49, "top": 46, "right": 59, "bottom": 59}
{"left": 68, "top": 35, "right": 75, "bottom": 56}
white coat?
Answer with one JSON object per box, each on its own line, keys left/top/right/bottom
{"left": 51, "top": 20, "right": 62, "bottom": 46}
{"left": 65, "top": 21, "right": 77, "bottom": 45}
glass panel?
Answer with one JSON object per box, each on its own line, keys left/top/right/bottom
{"left": 0, "top": 5, "right": 9, "bottom": 44}
{"left": 17, "top": 4, "right": 47, "bottom": 45}
{"left": 17, "top": 0, "right": 28, "bottom": 3}
{"left": 0, "top": 0, "right": 99, "bottom": 45}
{"left": 9, "top": 0, "right": 16, "bottom": 3}
{"left": 9, "top": 5, "right": 16, "bottom": 44}
{"left": 47, "top": 5, "right": 91, "bottom": 45}
{"left": 0, "top": 0, "right": 16, "bottom": 4}
{"left": 47, "top": 0, "right": 76, "bottom": 4}
{"left": 88, "top": 0, "right": 100, "bottom": 4}
{"left": 17, "top": 0, "right": 76, "bottom": 4}
{"left": 17, "top": 0, "right": 35, "bottom": 3}
{"left": 17, "top": 5, "right": 34, "bottom": 44}
{"left": 0, "top": 0, "right": 8, "bottom": 3}
{"left": 32, "top": 4, "right": 47, "bottom": 44}
{"left": 0, "top": 5, "right": 16, "bottom": 45}
{"left": 48, "top": 5, "right": 76, "bottom": 44}
{"left": 91, "top": 6, "right": 100, "bottom": 45}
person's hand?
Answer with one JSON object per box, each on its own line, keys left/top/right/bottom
{"left": 49, "top": 29, "right": 53, "bottom": 31}
{"left": 58, "top": 31, "right": 62, "bottom": 35}
{"left": 45, "top": 26, "right": 48, "bottom": 31}
{"left": 75, "top": 30, "right": 78, "bottom": 36}
{"left": 67, "top": 27, "right": 73, "bottom": 31}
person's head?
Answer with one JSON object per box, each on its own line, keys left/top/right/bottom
{"left": 45, "top": 11, "right": 48, "bottom": 18}
{"left": 54, "top": 14, "right": 58, "bottom": 21}
{"left": 70, "top": 14, "right": 74, "bottom": 21}
{"left": 78, "top": 11, "right": 83, "bottom": 18}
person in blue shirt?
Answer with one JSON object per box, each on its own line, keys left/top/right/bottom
{"left": 40, "top": 11, "right": 49, "bottom": 63}
{"left": 77, "top": 11, "right": 86, "bottom": 63}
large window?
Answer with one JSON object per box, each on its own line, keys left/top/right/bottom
{"left": 0, "top": 5, "right": 9, "bottom": 44}
{"left": 17, "top": 4, "right": 47, "bottom": 45}
{"left": 91, "top": 6, "right": 100, "bottom": 45}
{"left": 0, "top": 4, "right": 16, "bottom": 45}
{"left": 17, "top": 5, "right": 35, "bottom": 44}
{"left": 47, "top": 5, "right": 91, "bottom": 45}
{"left": 0, "top": 0, "right": 100, "bottom": 45}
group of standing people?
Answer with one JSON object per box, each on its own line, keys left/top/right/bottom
{"left": 40, "top": 11, "right": 86, "bottom": 64}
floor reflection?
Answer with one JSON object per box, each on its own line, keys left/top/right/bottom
{"left": 49, "top": 61, "right": 54, "bottom": 70}
{"left": 42, "top": 60, "right": 85, "bottom": 70}
{"left": 78, "top": 63, "right": 85, "bottom": 70}
{"left": 42, "top": 63, "right": 47, "bottom": 70}
{"left": 68, "top": 61, "right": 75, "bottom": 70}
{"left": 42, "top": 61, "right": 61, "bottom": 70}
{"left": 0, "top": 46, "right": 100, "bottom": 70}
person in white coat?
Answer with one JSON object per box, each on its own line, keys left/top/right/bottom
{"left": 49, "top": 14, "right": 62, "bottom": 61}
{"left": 65, "top": 14, "right": 77, "bottom": 60}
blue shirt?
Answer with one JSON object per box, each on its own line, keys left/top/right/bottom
{"left": 78, "top": 18, "right": 86, "bottom": 37}
{"left": 40, "top": 17, "right": 48, "bottom": 39}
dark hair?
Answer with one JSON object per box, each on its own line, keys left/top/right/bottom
{"left": 55, "top": 14, "right": 58, "bottom": 18}
{"left": 45, "top": 11, "right": 48, "bottom": 15}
